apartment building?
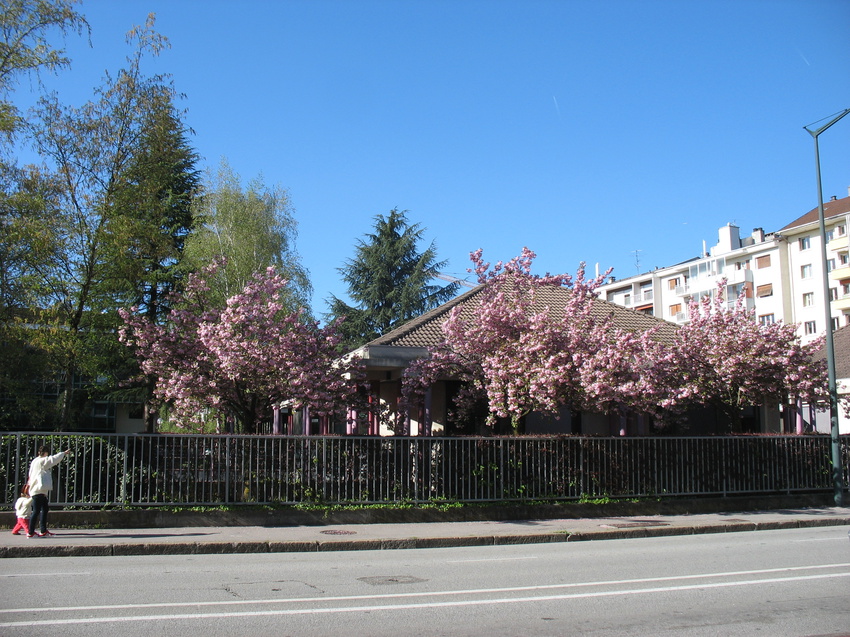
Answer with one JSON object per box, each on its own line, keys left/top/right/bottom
{"left": 778, "top": 194, "right": 850, "bottom": 340}
{"left": 598, "top": 192, "right": 850, "bottom": 345}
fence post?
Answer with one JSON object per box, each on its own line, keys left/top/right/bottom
{"left": 225, "top": 436, "right": 231, "bottom": 505}
{"left": 121, "top": 435, "right": 129, "bottom": 505}
{"left": 580, "top": 439, "right": 586, "bottom": 498}
{"left": 15, "top": 433, "right": 22, "bottom": 499}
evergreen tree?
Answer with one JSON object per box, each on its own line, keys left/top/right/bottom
{"left": 104, "top": 94, "right": 200, "bottom": 433}
{"left": 328, "top": 208, "right": 459, "bottom": 349}
{"left": 107, "top": 94, "right": 201, "bottom": 319}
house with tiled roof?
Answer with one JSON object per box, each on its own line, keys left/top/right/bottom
{"left": 347, "top": 284, "right": 683, "bottom": 437}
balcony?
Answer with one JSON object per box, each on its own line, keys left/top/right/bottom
{"left": 827, "top": 234, "right": 849, "bottom": 252}
{"left": 830, "top": 264, "right": 850, "bottom": 282}
{"left": 833, "top": 294, "right": 850, "bottom": 312}
{"left": 724, "top": 267, "right": 754, "bottom": 285}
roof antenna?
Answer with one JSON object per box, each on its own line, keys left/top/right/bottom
{"left": 632, "top": 249, "right": 642, "bottom": 274}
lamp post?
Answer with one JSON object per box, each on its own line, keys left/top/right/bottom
{"left": 804, "top": 108, "right": 850, "bottom": 507}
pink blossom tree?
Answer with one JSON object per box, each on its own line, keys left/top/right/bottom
{"left": 403, "top": 249, "right": 670, "bottom": 432}
{"left": 665, "top": 283, "right": 830, "bottom": 432}
{"left": 120, "top": 261, "right": 364, "bottom": 433}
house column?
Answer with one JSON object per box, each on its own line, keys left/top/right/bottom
{"left": 273, "top": 406, "right": 282, "bottom": 435}
{"left": 303, "top": 406, "right": 311, "bottom": 436}
{"left": 369, "top": 380, "right": 380, "bottom": 435}
{"left": 423, "top": 387, "right": 433, "bottom": 437}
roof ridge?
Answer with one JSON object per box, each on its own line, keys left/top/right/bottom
{"left": 358, "top": 281, "right": 678, "bottom": 351}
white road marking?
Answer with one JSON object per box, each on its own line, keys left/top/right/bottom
{"left": 447, "top": 556, "right": 539, "bottom": 563}
{"left": 2, "top": 571, "right": 848, "bottom": 627}
{"left": 1, "top": 562, "right": 847, "bottom": 620}
{"left": 0, "top": 572, "right": 90, "bottom": 578}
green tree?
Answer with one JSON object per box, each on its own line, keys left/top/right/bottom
{"left": 22, "top": 16, "right": 188, "bottom": 429}
{"left": 0, "top": 0, "right": 86, "bottom": 428}
{"left": 106, "top": 94, "right": 201, "bottom": 318}
{"left": 184, "top": 158, "right": 311, "bottom": 313}
{"left": 103, "top": 94, "right": 200, "bottom": 433}
{"left": 0, "top": 0, "right": 88, "bottom": 136}
{"left": 328, "top": 208, "right": 459, "bottom": 349}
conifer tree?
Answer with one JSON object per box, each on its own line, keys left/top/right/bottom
{"left": 107, "top": 94, "right": 201, "bottom": 320}
{"left": 328, "top": 208, "right": 459, "bottom": 350}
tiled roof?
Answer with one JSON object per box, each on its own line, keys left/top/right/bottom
{"left": 779, "top": 195, "right": 850, "bottom": 232}
{"left": 364, "top": 283, "right": 678, "bottom": 349}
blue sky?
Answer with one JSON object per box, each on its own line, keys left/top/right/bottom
{"left": 14, "top": 0, "right": 850, "bottom": 314}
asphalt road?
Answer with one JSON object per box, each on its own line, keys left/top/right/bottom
{"left": 1, "top": 526, "right": 848, "bottom": 636}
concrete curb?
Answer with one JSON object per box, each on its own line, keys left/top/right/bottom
{"left": 4, "top": 516, "right": 848, "bottom": 559}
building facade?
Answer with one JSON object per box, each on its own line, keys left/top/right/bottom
{"left": 598, "top": 192, "right": 850, "bottom": 345}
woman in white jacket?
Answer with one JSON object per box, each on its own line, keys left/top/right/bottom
{"left": 27, "top": 446, "right": 71, "bottom": 538}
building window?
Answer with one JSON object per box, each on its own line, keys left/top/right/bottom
{"left": 756, "top": 255, "right": 771, "bottom": 269}
{"left": 735, "top": 259, "right": 750, "bottom": 271}
{"left": 668, "top": 277, "right": 679, "bottom": 290}
{"left": 803, "top": 292, "right": 814, "bottom": 307}
{"left": 756, "top": 284, "right": 773, "bottom": 298}
{"left": 840, "top": 253, "right": 849, "bottom": 266}
{"left": 669, "top": 303, "right": 682, "bottom": 317}
{"left": 804, "top": 320, "right": 816, "bottom": 335}
{"left": 827, "top": 258, "right": 835, "bottom": 272}
{"left": 837, "top": 225, "right": 847, "bottom": 237}
{"left": 799, "top": 236, "right": 811, "bottom": 250}
{"left": 758, "top": 314, "right": 775, "bottom": 325}
{"left": 801, "top": 264, "right": 812, "bottom": 279}
{"left": 623, "top": 294, "right": 631, "bottom": 306}
{"left": 832, "top": 317, "right": 840, "bottom": 331}
{"left": 830, "top": 288, "right": 838, "bottom": 301}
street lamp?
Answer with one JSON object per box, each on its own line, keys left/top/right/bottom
{"left": 804, "top": 108, "right": 850, "bottom": 507}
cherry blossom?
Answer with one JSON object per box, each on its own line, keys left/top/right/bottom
{"left": 120, "top": 261, "right": 364, "bottom": 432}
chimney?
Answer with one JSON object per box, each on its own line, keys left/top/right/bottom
{"left": 752, "top": 227, "right": 764, "bottom": 243}
{"left": 715, "top": 224, "right": 740, "bottom": 255}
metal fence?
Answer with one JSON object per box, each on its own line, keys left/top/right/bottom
{"left": 2, "top": 433, "right": 848, "bottom": 507}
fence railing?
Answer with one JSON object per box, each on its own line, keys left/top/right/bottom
{"left": 2, "top": 433, "right": 848, "bottom": 507}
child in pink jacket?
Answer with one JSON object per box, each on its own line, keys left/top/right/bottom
{"left": 11, "top": 485, "right": 32, "bottom": 535}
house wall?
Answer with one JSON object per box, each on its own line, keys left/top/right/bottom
{"left": 115, "top": 404, "right": 144, "bottom": 434}
{"left": 525, "top": 409, "right": 573, "bottom": 434}
{"left": 429, "top": 382, "right": 447, "bottom": 435}
{"left": 581, "top": 412, "right": 610, "bottom": 435}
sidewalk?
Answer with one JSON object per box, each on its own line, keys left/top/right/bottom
{"left": 4, "top": 507, "right": 849, "bottom": 558}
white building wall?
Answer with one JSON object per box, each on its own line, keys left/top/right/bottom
{"left": 781, "top": 209, "right": 850, "bottom": 343}
{"left": 599, "top": 212, "right": 850, "bottom": 340}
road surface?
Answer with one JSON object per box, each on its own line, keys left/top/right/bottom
{"left": 1, "top": 525, "right": 848, "bottom": 636}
